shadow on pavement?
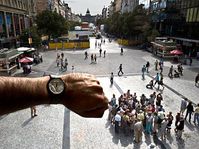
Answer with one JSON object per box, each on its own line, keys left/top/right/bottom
{"left": 0, "top": 114, "right": 9, "bottom": 121}
{"left": 21, "top": 117, "right": 33, "bottom": 128}
{"left": 184, "top": 121, "right": 195, "bottom": 131}
{"left": 108, "top": 121, "right": 134, "bottom": 148}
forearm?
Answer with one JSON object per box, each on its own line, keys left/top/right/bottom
{"left": 0, "top": 76, "right": 50, "bottom": 115}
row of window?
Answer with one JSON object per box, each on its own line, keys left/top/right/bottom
{"left": 0, "top": 0, "right": 31, "bottom": 10}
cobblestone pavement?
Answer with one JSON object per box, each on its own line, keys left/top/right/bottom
{"left": 1, "top": 37, "right": 199, "bottom": 149}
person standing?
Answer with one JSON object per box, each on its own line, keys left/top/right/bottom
{"left": 118, "top": 64, "right": 124, "bottom": 76}
{"left": 103, "top": 50, "right": 106, "bottom": 58}
{"left": 141, "top": 65, "right": 146, "bottom": 80}
{"left": 30, "top": 106, "right": 37, "bottom": 118}
{"left": 99, "top": 48, "right": 102, "bottom": 57}
{"left": 64, "top": 58, "right": 68, "bottom": 71}
{"left": 146, "top": 61, "right": 150, "bottom": 73}
{"left": 134, "top": 119, "right": 143, "bottom": 143}
{"left": 180, "top": 98, "right": 187, "bottom": 115}
{"left": 176, "top": 116, "right": 185, "bottom": 139}
{"left": 177, "top": 64, "right": 183, "bottom": 76}
{"left": 189, "top": 57, "right": 192, "bottom": 66}
{"left": 193, "top": 104, "right": 199, "bottom": 126}
{"left": 159, "top": 118, "right": 169, "bottom": 140}
{"left": 145, "top": 113, "right": 153, "bottom": 134}
{"left": 94, "top": 54, "right": 97, "bottom": 63}
{"left": 195, "top": 73, "right": 199, "bottom": 86}
{"left": 110, "top": 72, "right": 114, "bottom": 86}
{"left": 174, "top": 112, "right": 181, "bottom": 132}
{"left": 185, "top": 101, "right": 194, "bottom": 123}
{"left": 168, "top": 65, "right": 174, "bottom": 78}
{"left": 91, "top": 54, "right": 94, "bottom": 63}
{"left": 155, "top": 60, "right": 158, "bottom": 71}
{"left": 114, "top": 112, "right": 121, "bottom": 133}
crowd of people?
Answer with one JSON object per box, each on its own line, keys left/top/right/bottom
{"left": 108, "top": 89, "right": 199, "bottom": 144}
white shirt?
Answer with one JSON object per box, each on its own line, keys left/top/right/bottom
{"left": 115, "top": 114, "right": 121, "bottom": 122}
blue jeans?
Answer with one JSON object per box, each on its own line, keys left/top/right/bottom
{"left": 194, "top": 113, "right": 199, "bottom": 126}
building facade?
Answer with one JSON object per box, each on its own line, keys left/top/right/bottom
{"left": 150, "top": 0, "right": 199, "bottom": 56}
{"left": 0, "top": 0, "right": 36, "bottom": 48}
{"left": 121, "top": 0, "right": 139, "bottom": 13}
{"left": 80, "top": 9, "right": 96, "bottom": 24}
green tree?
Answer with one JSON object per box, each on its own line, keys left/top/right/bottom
{"left": 19, "top": 26, "right": 41, "bottom": 47}
{"left": 68, "top": 21, "right": 81, "bottom": 30}
{"left": 36, "top": 10, "right": 68, "bottom": 40}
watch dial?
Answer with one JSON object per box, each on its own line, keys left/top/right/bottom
{"left": 49, "top": 78, "right": 65, "bottom": 94}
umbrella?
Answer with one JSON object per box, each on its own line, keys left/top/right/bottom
{"left": 170, "top": 49, "right": 183, "bottom": 55}
{"left": 19, "top": 57, "right": 34, "bottom": 63}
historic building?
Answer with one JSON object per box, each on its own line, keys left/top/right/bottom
{"left": 0, "top": 0, "right": 36, "bottom": 48}
{"left": 80, "top": 9, "right": 96, "bottom": 24}
{"left": 150, "top": 0, "right": 199, "bottom": 56}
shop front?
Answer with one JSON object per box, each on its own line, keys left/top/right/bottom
{"left": 0, "top": 48, "right": 20, "bottom": 76}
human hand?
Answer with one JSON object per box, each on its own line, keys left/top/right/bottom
{"left": 61, "top": 73, "right": 108, "bottom": 118}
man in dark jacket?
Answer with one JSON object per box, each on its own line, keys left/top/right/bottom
{"left": 185, "top": 101, "right": 194, "bottom": 123}
{"left": 176, "top": 116, "right": 185, "bottom": 139}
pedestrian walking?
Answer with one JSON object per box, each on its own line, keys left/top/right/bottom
{"left": 134, "top": 119, "right": 143, "bottom": 143}
{"left": 168, "top": 65, "right": 174, "bottom": 78}
{"left": 185, "top": 101, "right": 194, "bottom": 123}
{"left": 99, "top": 48, "right": 102, "bottom": 57}
{"left": 141, "top": 65, "right": 146, "bottom": 80}
{"left": 118, "top": 64, "right": 124, "bottom": 76}
{"left": 158, "top": 73, "right": 164, "bottom": 90}
{"left": 30, "top": 106, "right": 37, "bottom": 118}
{"left": 94, "top": 54, "right": 97, "bottom": 63}
{"left": 103, "top": 50, "right": 106, "bottom": 58}
{"left": 84, "top": 51, "right": 88, "bottom": 59}
{"left": 146, "top": 61, "right": 150, "bottom": 73}
{"left": 195, "top": 73, "right": 199, "bottom": 87}
{"left": 154, "top": 73, "right": 160, "bottom": 87}
{"left": 193, "top": 104, "right": 199, "bottom": 126}
{"left": 121, "top": 47, "right": 123, "bottom": 55}
{"left": 180, "top": 98, "right": 187, "bottom": 115}
{"left": 155, "top": 60, "right": 158, "bottom": 71}
{"left": 110, "top": 72, "right": 114, "bottom": 86}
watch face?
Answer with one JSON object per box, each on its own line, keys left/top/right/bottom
{"left": 49, "top": 78, "right": 65, "bottom": 95}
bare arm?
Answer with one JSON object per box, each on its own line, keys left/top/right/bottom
{"left": 0, "top": 73, "right": 108, "bottom": 118}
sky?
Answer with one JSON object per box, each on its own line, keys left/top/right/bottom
{"left": 63, "top": 0, "right": 113, "bottom": 15}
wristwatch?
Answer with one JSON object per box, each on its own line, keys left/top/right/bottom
{"left": 47, "top": 75, "right": 66, "bottom": 104}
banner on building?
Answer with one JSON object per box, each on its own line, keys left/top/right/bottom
{"left": 6, "top": 14, "right": 12, "bottom": 32}
{"left": 0, "top": 15, "right": 3, "bottom": 33}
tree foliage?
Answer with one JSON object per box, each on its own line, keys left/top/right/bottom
{"left": 98, "top": 5, "right": 151, "bottom": 40}
{"left": 36, "top": 10, "right": 68, "bottom": 39}
{"left": 19, "top": 26, "right": 41, "bottom": 47}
